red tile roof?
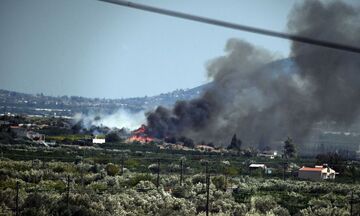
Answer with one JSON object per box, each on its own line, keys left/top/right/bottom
{"left": 299, "top": 167, "right": 323, "bottom": 172}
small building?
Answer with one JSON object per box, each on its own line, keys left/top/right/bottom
{"left": 249, "top": 163, "right": 269, "bottom": 174}
{"left": 356, "top": 145, "right": 360, "bottom": 160}
{"left": 92, "top": 138, "right": 106, "bottom": 144}
{"left": 10, "top": 126, "right": 27, "bottom": 137}
{"left": 249, "top": 163, "right": 267, "bottom": 169}
{"left": 249, "top": 163, "right": 267, "bottom": 170}
{"left": 0, "top": 121, "right": 10, "bottom": 126}
{"left": 258, "top": 150, "right": 279, "bottom": 159}
{"left": 196, "top": 145, "right": 215, "bottom": 152}
{"left": 298, "top": 165, "right": 337, "bottom": 181}
{"left": 26, "top": 131, "right": 45, "bottom": 142}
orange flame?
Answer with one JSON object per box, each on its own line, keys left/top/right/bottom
{"left": 128, "top": 135, "right": 154, "bottom": 143}
{"left": 127, "top": 124, "right": 154, "bottom": 143}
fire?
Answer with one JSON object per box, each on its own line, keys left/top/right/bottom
{"left": 133, "top": 124, "right": 147, "bottom": 135}
{"left": 127, "top": 124, "right": 154, "bottom": 143}
{"left": 128, "top": 135, "right": 154, "bottom": 143}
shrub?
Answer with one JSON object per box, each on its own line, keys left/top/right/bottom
{"left": 251, "top": 195, "right": 278, "bottom": 214}
{"left": 148, "top": 163, "right": 159, "bottom": 174}
{"left": 105, "top": 164, "right": 119, "bottom": 176}
{"left": 132, "top": 174, "right": 154, "bottom": 187}
{"left": 211, "top": 176, "right": 226, "bottom": 191}
{"left": 192, "top": 174, "right": 206, "bottom": 184}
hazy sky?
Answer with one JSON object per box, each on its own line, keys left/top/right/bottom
{"left": 0, "top": 0, "right": 356, "bottom": 99}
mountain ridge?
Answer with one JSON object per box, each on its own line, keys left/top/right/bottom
{"left": 0, "top": 58, "right": 293, "bottom": 117}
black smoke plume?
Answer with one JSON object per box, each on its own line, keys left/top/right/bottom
{"left": 146, "top": 1, "right": 360, "bottom": 147}
{"left": 289, "top": 1, "right": 360, "bottom": 126}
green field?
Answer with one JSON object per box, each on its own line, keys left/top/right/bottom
{"left": 1, "top": 143, "right": 360, "bottom": 215}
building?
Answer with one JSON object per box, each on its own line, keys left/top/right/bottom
{"left": 249, "top": 163, "right": 271, "bottom": 174}
{"left": 356, "top": 145, "right": 360, "bottom": 160}
{"left": 249, "top": 164, "right": 267, "bottom": 170}
{"left": 258, "top": 150, "right": 279, "bottom": 159}
{"left": 0, "top": 121, "right": 10, "bottom": 126}
{"left": 249, "top": 163, "right": 267, "bottom": 169}
{"left": 10, "top": 126, "right": 27, "bottom": 137}
{"left": 26, "top": 131, "right": 45, "bottom": 142}
{"left": 298, "top": 165, "right": 337, "bottom": 180}
{"left": 92, "top": 138, "right": 106, "bottom": 144}
{"left": 196, "top": 145, "right": 215, "bottom": 152}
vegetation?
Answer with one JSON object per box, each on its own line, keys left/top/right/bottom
{"left": 284, "top": 137, "right": 296, "bottom": 159}
{"left": 0, "top": 156, "right": 359, "bottom": 216}
{"left": 1, "top": 116, "right": 360, "bottom": 215}
{"left": 227, "top": 134, "right": 242, "bottom": 151}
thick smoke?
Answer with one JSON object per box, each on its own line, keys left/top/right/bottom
{"left": 147, "top": 1, "right": 360, "bottom": 148}
{"left": 74, "top": 109, "right": 145, "bottom": 131}
{"left": 288, "top": 1, "right": 360, "bottom": 126}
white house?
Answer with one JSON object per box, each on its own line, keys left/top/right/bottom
{"left": 249, "top": 163, "right": 268, "bottom": 170}
{"left": 92, "top": 138, "right": 106, "bottom": 144}
{"left": 298, "top": 165, "right": 337, "bottom": 181}
{"left": 249, "top": 164, "right": 270, "bottom": 174}
{"left": 249, "top": 164, "right": 267, "bottom": 169}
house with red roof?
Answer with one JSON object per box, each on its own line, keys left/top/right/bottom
{"left": 298, "top": 164, "right": 337, "bottom": 181}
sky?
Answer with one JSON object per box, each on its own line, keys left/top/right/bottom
{"left": 0, "top": 0, "right": 356, "bottom": 99}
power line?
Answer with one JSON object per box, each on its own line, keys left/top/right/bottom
{"left": 99, "top": 0, "right": 360, "bottom": 54}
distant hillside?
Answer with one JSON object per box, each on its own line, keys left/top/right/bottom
{"left": 0, "top": 83, "right": 211, "bottom": 117}
{"left": 0, "top": 58, "right": 293, "bottom": 117}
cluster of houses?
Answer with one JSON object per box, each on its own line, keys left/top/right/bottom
{"left": 9, "top": 125, "right": 46, "bottom": 141}
{"left": 249, "top": 163, "right": 338, "bottom": 181}
{"left": 0, "top": 118, "right": 107, "bottom": 146}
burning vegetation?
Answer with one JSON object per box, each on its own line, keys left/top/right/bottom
{"left": 127, "top": 124, "right": 154, "bottom": 143}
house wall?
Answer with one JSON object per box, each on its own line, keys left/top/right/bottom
{"left": 321, "top": 170, "right": 336, "bottom": 179}
{"left": 11, "top": 128, "right": 27, "bottom": 137}
{"left": 93, "top": 138, "right": 106, "bottom": 144}
{"left": 298, "top": 170, "right": 322, "bottom": 180}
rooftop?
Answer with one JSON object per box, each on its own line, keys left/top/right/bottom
{"left": 299, "top": 167, "right": 323, "bottom": 172}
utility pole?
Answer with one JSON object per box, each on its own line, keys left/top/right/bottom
{"left": 42, "top": 159, "right": 46, "bottom": 169}
{"left": 350, "top": 191, "right": 354, "bottom": 216}
{"left": 283, "top": 162, "right": 286, "bottom": 181}
{"left": 180, "top": 159, "right": 183, "bottom": 186}
{"left": 283, "top": 143, "right": 287, "bottom": 181}
{"left": 67, "top": 175, "right": 70, "bottom": 211}
{"left": 205, "top": 162, "right": 210, "bottom": 216}
{"left": 80, "top": 168, "right": 84, "bottom": 189}
{"left": 15, "top": 181, "right": 19, "bottom": 216}
{"left": 156, "top": 159, "right": 160, "bottom": 189}
{"left": 351, "top": 164, "right": 356, "bottom": 184}
{"left": 3, "top": 105, "right": 7, "bottom": 120}
{"left": 224, "top": 171, "right": 228, "bottom": 191}
{"left": 121, "top": 157, "right": 124, "bottom": 176}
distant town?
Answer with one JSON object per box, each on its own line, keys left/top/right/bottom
{"left": 0, "top": 86, "right": 207, "bottom": 117}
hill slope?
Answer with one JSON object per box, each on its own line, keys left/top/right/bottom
{"left": 0, "top": 58, "right": 293, "bottom": 117}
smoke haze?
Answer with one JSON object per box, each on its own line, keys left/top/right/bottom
{"left": 146, "top": 0, "right": 360, "bottom": 148}
{"left": 74, "top": 109, "right": 145, "bottom": 130}
{"left": 289, "top": 0, "right": 360, "bottom": 127}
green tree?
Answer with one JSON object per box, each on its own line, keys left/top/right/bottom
{"left": 212, "top": 176, "right": 226, "bottom": 191}
{"left": 227, "top": 134, "right": 242, "bottom": 151}
{"left": 105, "top": 132, "right": 121, "bottom": 143}
{"left": 284, "top": 137, "right": 296, "bottom": 159}
{"left": 105, "top": 163, "right": 119, "bottom": 176}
